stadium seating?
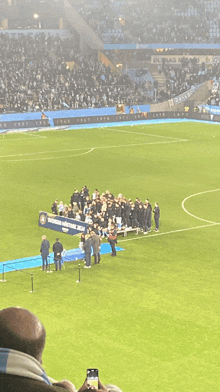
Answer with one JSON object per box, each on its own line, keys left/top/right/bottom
{"left": 72, "top": 0, "right": 220, "bottom": 44}
{"left": 0, "top": 32, "right": 151, "bottom": 114}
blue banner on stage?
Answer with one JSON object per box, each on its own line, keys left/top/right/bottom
{"left": 38, "top": 212, "right": 88, "bottom": 235}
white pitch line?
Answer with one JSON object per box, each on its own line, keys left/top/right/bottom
{"left": 182, "top": 189, "right": 220, "bottom": 224}
{"left": 24, "top": 133, "right": 47, "bottom": 139}
{"left": 95, "top": 139, "right": 187, "bottom": 150}
{"left": 119, "top": 189, "right": 220, "bottom": 244}
{"left": 104, "top": 126, "right": 187, "bottom": 141}
{"left": 0, "top": 146, "right": 94, "bottom": 158}
{"left": 0, "top": 139, "right": 187, "bottom": 161}
{"left": 2, "top": 148, "right": 94, "bottom": 162}
{"left": 0, "top": 136, "right": 46, "bottom": 142}
{"left": 118, "top": 223, "right": 219, "bottom": 244}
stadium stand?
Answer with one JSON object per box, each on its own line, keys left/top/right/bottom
{"left": 0, "top": 0, "right": 220, "bottom": 115}
{"left": 0, "top": 32, "right": 151, "bottom": 114}
{"left": 0, "top": 29, "right": 220, "bottom": 114}
{"left": 158, "top": 56, "right": 220, "bottom": 101}
{"left": 71, "top": 0, "right": 220, "bottom": 44}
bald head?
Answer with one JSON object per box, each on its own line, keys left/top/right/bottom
{"left": 0, "top": 307, "right": 46, "bottom": 362}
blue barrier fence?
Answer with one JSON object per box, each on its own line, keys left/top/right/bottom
{"left": 0, "top": 105, "right": 150, "bottom": 131}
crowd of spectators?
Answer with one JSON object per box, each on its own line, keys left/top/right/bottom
{"left": 51, "top": 186, "right": 154, "bottom": 236}
{"left": 73, "top": 0, "right": 129, "bottom": 44}
{"left": 0, "top": 32, "right": 151, "bottom": 114}
{"left": 1, "top": 30, "right": 220, "bottom": 113}
{"left": 73, "top": 0, "right": 220, "bottom": 45}
{"left": 158, "top": 57, "right": 220, "bottom": 101}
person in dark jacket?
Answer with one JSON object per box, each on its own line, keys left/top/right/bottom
{"left": 146, "top": 200, "right": 152, "bottom": 232}
{"left": 70, "top": 190, "right": 80, "bottom": 208}
{"left": 143, "top": 204, "right": 149, "bottom": 234}
{"left": 108, "top": 229, "right": 117, "bottom": 257}
{"left": 40, "top": 235, "right": 50, "bottom": 270}
{"left": 130, "top": 204, "right": 138, "bottom": 227}
{"left": 83, "top": 234, "right": 92, "bottom": 268}
{"left": 51, "top": 199, "right": 58, "bottom": 215}
{"left": 124, "top": 201, "right": 131, "bottom": 227}
{"left": 53, "top": 238, "right": 63, "bottom": 271}
{"left": 90, "top": 231, "right": 102, "bottom": 264}
{"left": 137, "top": 204, "right": 144, "bottom": 229}
{"left": 153, "top": 202, "right": 160, "bottom": 232}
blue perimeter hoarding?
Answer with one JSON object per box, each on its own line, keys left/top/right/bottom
{"left": 38, "top": 212, "right": 88, "bottom": 236}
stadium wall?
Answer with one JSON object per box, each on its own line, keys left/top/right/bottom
{"left": 1, "top": 104, "right": 220, "bottom": 133}
{"left": 0, "top": 105, "right": 150, "bottom": 132}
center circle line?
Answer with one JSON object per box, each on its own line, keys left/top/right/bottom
{"left": 181, "top": 189, "right": 220, "bottom": 225}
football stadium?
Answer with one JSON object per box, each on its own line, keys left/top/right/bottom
{"left": 0, "top": 1, "right": 220, "bottom": 392}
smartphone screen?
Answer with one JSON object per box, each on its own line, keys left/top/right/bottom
{"left": 87, "top": 368, "right": 99, "bottom": 389}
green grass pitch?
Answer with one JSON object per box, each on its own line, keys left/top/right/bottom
{"left": 0, "top": 121, "right": 220, "bottom": 391}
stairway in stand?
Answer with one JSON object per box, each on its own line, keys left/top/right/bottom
{"left": 147, "top": 63, "right": 167, "bottom": 91}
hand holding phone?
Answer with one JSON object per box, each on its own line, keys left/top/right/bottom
{"left": 87, "top": 368, "right": 99, "bottom": 389}
{"left": 77, "top": 376, "right": 108, "bottom": 392}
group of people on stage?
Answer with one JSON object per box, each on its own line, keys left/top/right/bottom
{"left": 48, "top": 187, "right": 161, "bottom": 271}
{"left": 51, "top": 186, "right": 160, "bottom": 236}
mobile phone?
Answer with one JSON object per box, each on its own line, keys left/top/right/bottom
{"left": 87, "top": 368, "right": 99, "bottom": 389}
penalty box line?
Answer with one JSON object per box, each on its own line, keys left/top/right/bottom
{"left": 104, "top": 126, "right": 188, "bottom": 142}
{"left": 118, "top": 223, "right": 219, "bottom": 244}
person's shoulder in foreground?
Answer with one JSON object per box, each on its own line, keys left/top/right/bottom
{"left": 0, "top": 307, "right": 76, "bottom": 392}
{"left": 0, "top": 307, "right": 122, "bottom": 392}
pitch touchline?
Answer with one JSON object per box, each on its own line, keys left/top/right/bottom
{"left": 118, "top": 223, "right": 219, "bottom": 243}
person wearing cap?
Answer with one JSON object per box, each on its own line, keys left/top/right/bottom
{"left": 40, "top": 235, "right": 50, "bottom": 271}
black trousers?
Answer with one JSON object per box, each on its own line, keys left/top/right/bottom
{"left": 94, "top": 253, "right": 101, "bottom": 263}
{"left": 109, "top": 241, "right": 117, "bottom": 256}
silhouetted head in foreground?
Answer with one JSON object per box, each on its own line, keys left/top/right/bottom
{"left": 0, "top": 307, "right": 46, "bottom": 363}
